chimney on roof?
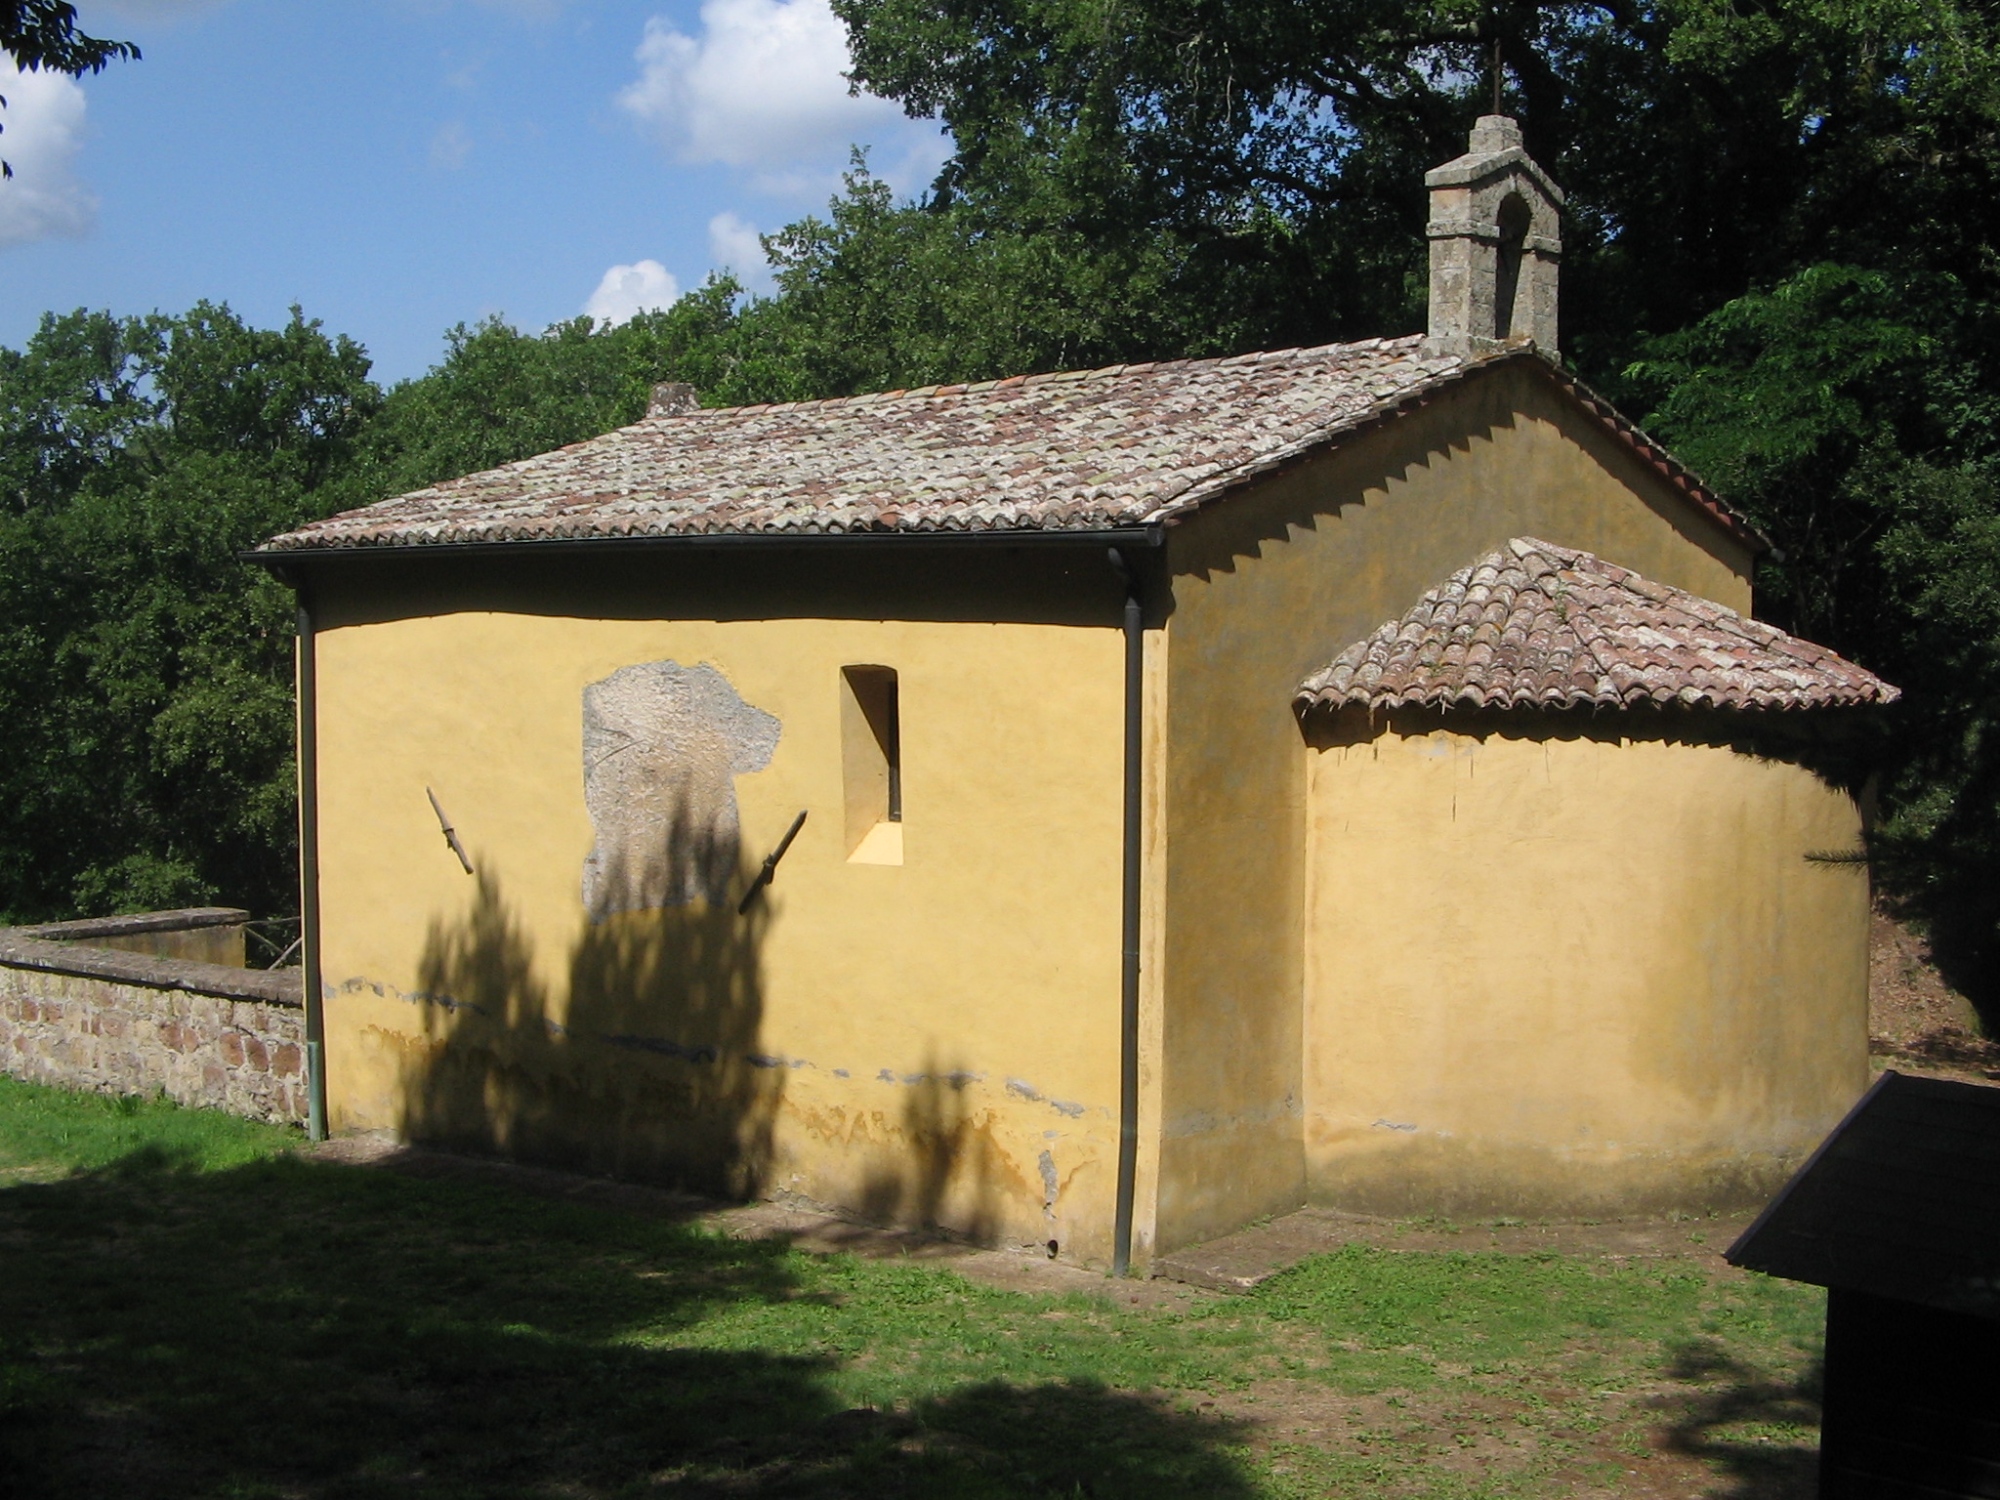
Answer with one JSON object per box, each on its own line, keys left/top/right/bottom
{"left": 1423, "top": 115, "right": 1563, "bottom": 360}
{"left": 648, "top": 381, "right": 699, "bottom": 417}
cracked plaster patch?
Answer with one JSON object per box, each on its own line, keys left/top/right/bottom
{"left": 581, "top": 661, "right": 779, "bottom": 919}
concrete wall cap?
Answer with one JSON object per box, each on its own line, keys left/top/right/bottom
{"left": 17, "top": 907, "right": 250, "bottom": 941}
{"left": 0, "top": 931, "right": 302, "bottom": 1006}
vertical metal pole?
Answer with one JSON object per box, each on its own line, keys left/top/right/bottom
{"left": 296, "top": 598, "right": 329, "bottom": 1143}
{"left": 1110, "top": 550, "right": 1143, "bottom": 1276}
{"left": 306, "top": 1040, "right": 325, "bottom": 1142}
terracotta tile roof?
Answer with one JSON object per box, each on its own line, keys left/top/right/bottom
{"left": 260, "top": 339, "right": 1758, "bottom": 553}
{"left": 1296, "top": 537, "right": 1898, "bottom": 714}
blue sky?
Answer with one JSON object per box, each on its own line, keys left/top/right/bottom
{"left": 0, "top": 0, "right": 948, "bottom": 384}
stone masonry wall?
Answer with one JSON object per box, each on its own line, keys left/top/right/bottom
{"left": 0, "top": 927, "right": 307, "bottom": 1125}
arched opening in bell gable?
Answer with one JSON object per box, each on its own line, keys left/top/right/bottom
{"left": 1493, "top": 192, "right": 1531, "bottom": 340}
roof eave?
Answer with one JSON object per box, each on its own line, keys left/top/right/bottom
{"left": 244, "top": 522, "right": 1168, "bottom": 581}
{"left": 1519, "top": 356, "right": 1771, "bottom": 556}
{"left": 1294, "top": 690, "right": 1899, "bottom": 716}
{"left": 1147, "top": 348, "right": 1770, "bottom": 557}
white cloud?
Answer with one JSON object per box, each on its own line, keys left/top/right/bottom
{"left": 430, "top": 120, "right": 472, "bottom": 170}
{"left": 89, "top": 0, "right": 231, "bottom": 19}
{"left": 707, "top": 210, "right": 773, "bottom": 290}
{"left": 443, "top": 54, "right": 486, "bottom": 93}
{"left": 0, "top": 61, "right": 95, "bottom": 248}
{"left": 584, "top": 259, "right": 682, "bottom": 325}
{"left": 616, "top": 0, "right": 909, "bottom": 175}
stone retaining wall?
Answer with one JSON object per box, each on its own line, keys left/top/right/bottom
{"left": 0, "top": 922, "right": 307, "bottom": 1125}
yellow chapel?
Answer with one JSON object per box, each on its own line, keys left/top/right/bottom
{"left": 258, "top": 117, "right": 1895, "bottom": 1271}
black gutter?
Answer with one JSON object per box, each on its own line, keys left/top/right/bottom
{"left": 1107, "top": 548, "right": 1147, "bottom": 1277}
{"left": 244, "top": 526, "right": 1164, "bottom": 576}
{"left": 295, "top": 597, "right": 329, "bottom": 1142}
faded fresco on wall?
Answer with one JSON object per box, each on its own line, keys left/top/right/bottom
{"left": 581, "top": 661, "right": 780, "bottom": 918}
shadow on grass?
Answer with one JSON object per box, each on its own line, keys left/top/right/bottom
{"left": 1653, "top": 1338, "right": 1822, "bottom": 1500}
{"left": 0, "top": 1148, "right": 1253, "bottom": 1499}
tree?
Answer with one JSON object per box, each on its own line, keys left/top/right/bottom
{"left": 1628, "top": 265, "right": 2000, "bottom": 1004}
{"left": 1872, "top": 461, "right": 2000, "bottom": 1004}
{"left": 0, "top": 2, "right": 138, "bottom": 178}
{"left": 820, "top": 0, "right": 2000, "bottom": 1006}
{"left": 734, "top": 156, "right": 1215, "bottom": 396}
{"left": 1624, "top": 266, "right": 1998, "bottom": 647}
{"left": 0, "top": 303, "right": 375, "bottom": 920}
{"left": 335, "top": 277, "right": 746, "bottom": 506}
{"left": 833, "top": 0, "right": 2000, "bottom": 376}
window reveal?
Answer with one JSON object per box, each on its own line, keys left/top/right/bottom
{"left": 841, "top": 665, "right": 903, "bottom": 865}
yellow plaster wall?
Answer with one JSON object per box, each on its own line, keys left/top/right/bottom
{"left": 1152, "top": 364, "right": 1757, "bottom": 1250}
{"left": 302, "top": 363, "right": 1781, "bottom": 1264}
{"left": 1303, "top": 717, "right": 1871, "bottom": 1214}
{"left": 312, "top": 596, "right": 1128, "bottom": 1262}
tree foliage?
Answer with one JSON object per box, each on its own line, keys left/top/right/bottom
{"left": 814, "top": 0, "right": 2000, "bottom": 996}
{"left": 0, "top": 1, "right": 134, "bottom": 74}
{"left": 0, "top": 305, "right": 373, "bottom": 920}
{"left": 835, "top": 0, "right": 2000, "bottom": 374}
{"left": 7, "top": 0, "right": 2000, "bottom": 999}
{"left": 1629, "top": 264, "right": 2000, "bottom": 1000}
{"left": 736, "top": 156, "right": 1223, "bottom": 393}
{"left": 0, "top": 2, "right": 138, "bottom": 178}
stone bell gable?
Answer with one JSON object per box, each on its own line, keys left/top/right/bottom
{"left": 1425, "top": 115, "right": 1564, "bottom": 358}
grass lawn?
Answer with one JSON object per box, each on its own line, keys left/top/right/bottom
{"left": 0, "top": 1076, "right": 1823, "bottom": 1498}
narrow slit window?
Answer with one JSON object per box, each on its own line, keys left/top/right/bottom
{"left": 883, "top": 674, "right": 902, "bottom": 822}
{"left": 841, "top": 665, "right": 903, "bottom": 864}
{"left": 1493, "top": 192, "right": 1530, "bottom": 340}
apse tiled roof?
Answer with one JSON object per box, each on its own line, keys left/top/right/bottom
{"left": 260, "top": 339, "right": 1756, "bottom": 553}
{"left": 1296, "top": 537, "right": 1898, "bottom": 714}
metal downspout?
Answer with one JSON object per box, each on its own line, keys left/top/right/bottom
{"left": 1109, "top": 549, "right": 1144, "bottom": 1276}
{"left": 296, "top": 600, "right": 329, "bottom": 1142}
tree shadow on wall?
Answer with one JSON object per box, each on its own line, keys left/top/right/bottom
{"left": 857, "top": 1060, "right": 1002, "bottom": 1249}
{"left": 404, "top": 816, "right": 780, "bottom": 1199}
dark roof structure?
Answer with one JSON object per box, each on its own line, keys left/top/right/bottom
{"left": 1727, "top": 1071, "right": 2000, "bottom": 1319}
{"left": 260, "top": 340, "right": 1758, "bottom": 554}
{"left": 1295, "top": 537, "right": 1897, "bottom": 715}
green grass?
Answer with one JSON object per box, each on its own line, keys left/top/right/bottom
{"left": 0, "top": 1077, "right": 1825, "bottom": 1498}
{"left": 0, "top": 1074, "right": 298, "bottom": 1178}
